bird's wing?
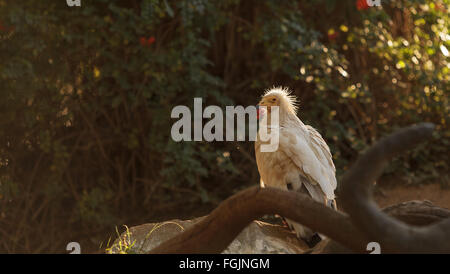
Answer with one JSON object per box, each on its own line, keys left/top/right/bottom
{"left": 304, "top": 125, "right": 336, "bottom": 174}
{"left": 279, "top": 125, "right": 337, "bottom": 200}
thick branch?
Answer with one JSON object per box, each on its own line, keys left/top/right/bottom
{"left": 149, "top": 186, "right": 369, "bottom": 253}
{"left": 340, "top": 123, "right": 450, "bottom": 253}
{"left": 149, "top": 123, "right": 449, "bottom": 254}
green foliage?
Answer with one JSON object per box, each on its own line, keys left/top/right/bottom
{"left": 0, "top": 0, "right": 448, "bottom": 252}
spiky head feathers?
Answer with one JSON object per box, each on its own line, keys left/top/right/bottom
{"left": 259, "top": 86, "right": 298, "bottom": 115}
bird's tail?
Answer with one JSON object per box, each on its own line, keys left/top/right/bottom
{"left": 285, "top": 218, "right": 319, "bottom": 247}
{"left": 286, "top": 196, "right": 337, "bottom": 248}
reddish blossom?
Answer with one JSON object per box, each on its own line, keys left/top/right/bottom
{"left": 140, "top": 36, "right": 156, "bottom": 47}
{"left": 356, "top": 0, "right": 369, "bottom": 10}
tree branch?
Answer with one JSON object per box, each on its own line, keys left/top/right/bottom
{"left": 340, "top": 123, "right": 450, "bottom": 253}
{"left": 148, "top": 187, "right": 368, "bottom": 253}
{"left": 148, "top": 123, "right": 449, "bottom": 254}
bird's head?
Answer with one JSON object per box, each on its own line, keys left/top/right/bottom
{"left": 257, "top": 87, "right": 298, "bottom": 120}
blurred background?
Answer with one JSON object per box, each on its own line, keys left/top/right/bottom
{"left": 0, "top": 0, "right": 448, "bottom": 253}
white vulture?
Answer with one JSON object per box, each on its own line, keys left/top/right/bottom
{"left": 254, "top": 86, "right": 337, "bottom": 247}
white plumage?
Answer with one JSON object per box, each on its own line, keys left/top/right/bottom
{"left": 255, "top": 87, "right": 337, "bottom": 244}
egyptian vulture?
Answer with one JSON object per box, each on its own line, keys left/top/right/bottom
{"left": 254, "top": 87, "right": 337, "bottom": 247}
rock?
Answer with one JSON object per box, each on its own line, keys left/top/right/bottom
{"left": 107, "top": 200, "right": 450, "bottom": 254}
{"left": 108, "top": 217, "right": 308, "bottom": 254}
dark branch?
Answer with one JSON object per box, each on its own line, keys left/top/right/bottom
{"left": 340, "top": 123, "right": 450, "bottom": 253}
{"left": 149, "top": 187, "right": 369, "bottom": 253}
{"left": 148, "top": 123, "right": 449, "bottom": 254}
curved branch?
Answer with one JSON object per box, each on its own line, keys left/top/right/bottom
{"left": 340, "top": 123, "right": 450, "bottom": 253}
{"left": 149, "top": 186, "right": 369, "bottom": 253}
{"left": 148, "top": 123, "right": 449, "bottom": 254}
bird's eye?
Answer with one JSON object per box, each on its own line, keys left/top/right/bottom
{"left": 271, "top": 98, "right": 276, "bottom": 102}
